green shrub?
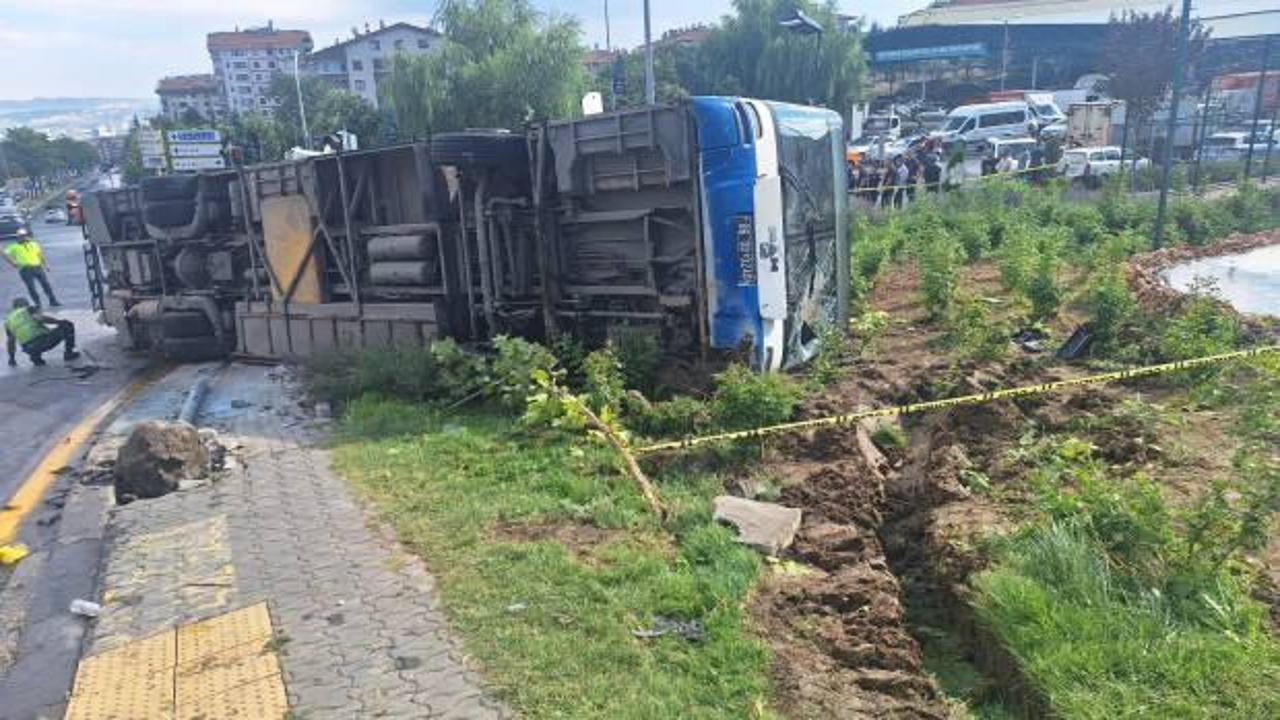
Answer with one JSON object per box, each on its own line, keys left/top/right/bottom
{"left": 946, "top": 210, "right": 990, "bottom": 261}
{"left": 1085, "top": 269, "right": 1139, "bottom": 357}
{"left": 583, "top": 345, "right": 626, "bottom": 412}
{"left": 946, "top": 294, "right": 1010, "bottom": 362}
{"left": 614, "top": 331, "right": 662, "bottom": 394}
{"left": 808, "top": 325, "right": 851, "bottom": 387}
{"left": 1028, "top": 230, "right": 1065, "bottom": 320}
{"left": 490, "top": 336, "right": 559, "bottom": 410}
{"left": 917, "top": 227, "right": 962, "bottom": 320}
{"left": 431, "top": 338, "right": 486, "bottom": 399}
{"left": 996, "top": 222, "right": 1036, "bottom": 295}
{"left": 870, "top": 424, "right": 908, "bottom": 451}
{"left": 1062, "top": 204, "right": 1107, "bottom": 247}
{"left": 1159, "top": 288, "right": 1240, "bottom": 365}
{"left": 849, "top": 309, "right": 891, "bottom": 357}
{"left": 711, "top": 364, "right": 799, "bottom": 431}
{"left": 626, "top": 395, "right": 712, "bottom": 438}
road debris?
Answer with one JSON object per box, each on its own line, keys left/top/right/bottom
{"left": 632, "top": 616, "right": 706, "bottom": 642}
{"left": 0, "top": 543, "right": 30, "bottom": 565}
{"left": 68, "top": 599, "right": 102, "bottom": 618}
{"left": 114, "top": 421, "right": 210, "bottom": 503}
{"left": 713, "top": 496, "right": 803, "bottom": 556}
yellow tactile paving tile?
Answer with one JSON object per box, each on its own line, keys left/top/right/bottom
{"left": 177, "top": 601, "right": 274, "bottom": 666}
{"left": 64, "top": 602, "right": 288, "bottom": 720}
{"left": 64, "top": 631, "right": 177, "bottom": 720}
{"left": 176, "top": 648, "right": 281, "bottom": 702}
{"left": 175, "top": 673, "right": 289, "bottom": 720}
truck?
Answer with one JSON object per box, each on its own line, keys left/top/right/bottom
{"left": 1066, "top": 101, "right": 1124, "bottom": 147}
{"left": 83, "top": 98, "right": 848, "bottom": 371}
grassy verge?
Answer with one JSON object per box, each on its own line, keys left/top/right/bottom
{"left": 331, "top": 396, "right": 775, "bottom": 719}
{"left": 970, "top": 357, "right": 1280, "bottom": 719}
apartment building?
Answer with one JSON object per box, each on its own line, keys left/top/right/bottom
{"left": 156, "top": 74, "right": 227, "bottom": 122}
{"left": 306, "top": 21, "right": 440, "bottom": 107}
{"left": 207, "top": 22, "right": 313, "bottom": 115}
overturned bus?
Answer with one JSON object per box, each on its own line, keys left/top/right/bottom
{"left": 83, "top": 98, "right": 847, "bottom": 371}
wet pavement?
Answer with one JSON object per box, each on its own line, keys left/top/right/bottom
{"left": 1166, "top": 243, "right": 1280, "bottom": 316}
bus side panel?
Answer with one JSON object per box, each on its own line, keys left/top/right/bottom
{"left": 692, "top": 98, "right": 763, "bottom": 363}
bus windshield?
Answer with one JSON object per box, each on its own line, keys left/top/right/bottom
{"left": 766, "top": 102, "right": 844, "bottom": 368}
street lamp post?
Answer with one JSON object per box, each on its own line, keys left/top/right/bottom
{"left": 292, "top": 50, "right": 311, "bottom": 148}
{"left": 779, "top": 8, "right": 824, "bottom": 103}
{"left": 643, "top": 0, "right": 655, "bottom": 105}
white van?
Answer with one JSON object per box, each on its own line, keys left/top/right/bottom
{"left": 935, "top": 102, "right": 1038, "bottom": 149}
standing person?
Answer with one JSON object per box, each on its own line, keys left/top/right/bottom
{"left": 905, "top": 155, "right": 920, "bottom": 204}
{"left": 5, "top": 298, "right": 79, "bottom": 367}
{"left": 3, "top": 228, "right": 59, "bottom": 308}
{"left": 894, "top": 157, "right": 910, "bottom": 208}
{"left": 923, "top": 150, "right": 942, "bottom": 193}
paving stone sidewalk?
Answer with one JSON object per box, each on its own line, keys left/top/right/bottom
{"left": 86, "top": 364, "right": 506, "bottom": 719}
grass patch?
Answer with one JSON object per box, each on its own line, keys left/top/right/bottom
{"left": 974, "top": 522, "right": 1280, "bottom": 719}
{"left": 972, "top": 365, "right": 1280, "bottom": 720}
{"left": 332, "top": 396, "right": 775, "bottom": 719}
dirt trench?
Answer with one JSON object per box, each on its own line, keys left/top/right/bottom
{"left": 748, "top": 347, "right": 1112, "bottom": 718}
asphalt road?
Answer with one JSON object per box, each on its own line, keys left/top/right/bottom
{"left": 0, "top": 194, "right": 145, "bottom": 514}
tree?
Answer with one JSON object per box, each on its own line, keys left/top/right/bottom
{"left": 1099, "top": 9, "right": 1209, "bottom": 167}
{"left": 1, "top": 127, "right": 98, "bottom": 185}
{"left": 381, "top": 0, "right": 587, "bottom": 137}
{"left": 694, "top": 0, "right": 866, "bottom": 114}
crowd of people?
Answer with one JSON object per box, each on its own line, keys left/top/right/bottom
{"left": 847, "top": 137, "right": 947, "bottom": 209}
{"left": 848, "top": 137, "right": 1057, "bottom": 209}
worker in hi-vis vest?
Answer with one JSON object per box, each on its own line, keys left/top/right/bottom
{"left": 3, "top": 227, "right": 60, "bottom": 308}
{"left": 5, "top": 298, "right": 79, "bottom": 367}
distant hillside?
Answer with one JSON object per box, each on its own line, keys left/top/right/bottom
{"left": 0, "top": 97, "right": 160, "bottom": 138}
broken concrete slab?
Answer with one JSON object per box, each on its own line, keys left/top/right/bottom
{"left": 114, "top": 421, "right": 209, "bottom": 502}
{"left": 713, "top": 496, "right": 803, "bottom": 556}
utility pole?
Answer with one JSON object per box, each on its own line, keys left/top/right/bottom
{"left": 605, "top": 0, "right": 611, "bottom": 52}
{"left": 1000, "top": 22, "right": 1010, "bottom": 92}
{"left": 1264, "top": 107, "right": 1278, "bottom": 181}
{"left": 1244, "top": 35, "right": 1272, "bottom": 178}
{"left": 1031, "top": 56, "right": 1038, "bottom": 90}
{"left": 1154, "top": 0, "right": 1192, "bottom": 249}
{"left": 643, "top": 0, "right": 656, "bottom": 105}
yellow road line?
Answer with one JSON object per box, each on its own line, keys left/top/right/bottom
{"left": 0, "top": 368, "right": 166, "bottom": 545}
{"left": 635, "top": 346, "right": 1279, "bottom": 455}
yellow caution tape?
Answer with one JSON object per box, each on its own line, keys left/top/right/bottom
{"left": 635, "top": 345, "right": 1279, "bottom": 455}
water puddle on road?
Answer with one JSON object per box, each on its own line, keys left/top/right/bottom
{"left": 1166, "top": 244, "right": 1280, "bottom": 316}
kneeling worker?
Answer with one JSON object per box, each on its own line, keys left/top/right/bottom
{"left": 6, "top": 298, "right": 79, "bottom": 367}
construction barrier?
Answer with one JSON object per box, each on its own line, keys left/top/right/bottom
{"left": 635, "top": 345, "right": 1279, "bottom": 455}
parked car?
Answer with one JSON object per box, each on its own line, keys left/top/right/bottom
{"left": 1059, "top": 146, "right": 1149, "bottom": 187}
{"left": 44, "top": 207, "right": 68, "bottom": 224}
{"left": 984, "top": 137, "right": 1041, "bottom": 169}
{"left": 934, "top": 101, "right": 1040, "bottom": 150}
{"left": 0, "top": 214, "right": 29, "bottom": 242}
{"left": 1203, "top": 132, "right": 1251, "bottom": 162}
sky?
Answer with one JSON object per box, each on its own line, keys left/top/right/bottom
{"left": 0, "top": 1, "right": 932, "bottom": 100}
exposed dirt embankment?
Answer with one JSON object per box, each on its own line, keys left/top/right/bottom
{"left": 751, "top": 423, "right": 947, "bottom": 719}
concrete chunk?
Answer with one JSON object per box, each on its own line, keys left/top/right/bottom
{"left": 713, "top": 496, "right": 802, "bottom": 556}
